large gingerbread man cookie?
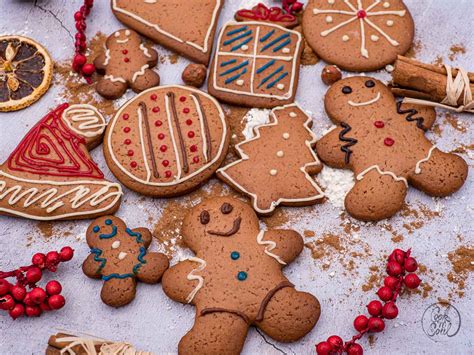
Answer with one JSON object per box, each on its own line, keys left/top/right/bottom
{"left": 316, "top": 77, "right": 468, "bottom": 221}
{"left": 82, "top": 216, "right": 169, "bottom": 307}
{"left": 162, "top": 197, "right": 320, "bottom": 354}
{"left": 94, "top": 29, "right": 160, "bottom": 99}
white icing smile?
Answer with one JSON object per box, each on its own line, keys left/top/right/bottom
{"left": 116, "top": 38, "right": 129, "bottom": 44}
{"left": 348, "top": 92, "right": 381, "bottom": 107}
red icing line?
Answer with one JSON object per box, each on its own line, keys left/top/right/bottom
{"left": 7, "top": 103, "right": 104, "bottom": 179}
{"left": 384, "top": 137, "right": 395, "bottom": 146}
{"left": 236, "top": 3, "right": 297, "bottom": 23}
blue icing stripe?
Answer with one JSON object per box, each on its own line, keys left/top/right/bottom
{"left": 126, "top": 228, "right": 143, "bottom": 243}
{"left": 261, "top": 33, "right": 290, "bottom": 52}
{"left": 260, "top": 29, "right": 275, "bottom": 43}
{"left": 273, "top": 38, "right": 291, "bottom": 53}
{"left": 223, "top": 30, "right": 252, "bottom": 46}
{"left": 220, "top": 59, "right": 237, "bottom": 67}
{"left": 226, "top": 25, "right": 248, "bottom": 36}
{"left": 133, "top": 247, "right": 148, "bottom": 274}
{"left": 256, "top": 59, "right": 275, "bottom": 74}
{"left": 258, "top": 65, "right": 284, "bottom": 88}
{"left": 90, "top": 248, "right": 106, "bottom": 271}
{"left": 225, "top": 68, "right": 247, "bottom": 84}
{"left": 99, "top": 225, "right": 117, "bottom": 239}
{"left": 231, "top": 36, "right": 253, "bottom": 52}
{"left": 102, "top": 273, "right": 134, "bottom": 281}
{"left": 267, "top": 72, "right": 289, "bottom": 89}
{"left": 220, "top": 60, "right": 249, "bottom": 77}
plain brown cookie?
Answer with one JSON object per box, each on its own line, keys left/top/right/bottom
{"left": 82, "top": 216, "right": 169, "bottom": 308}
{"left": 162, "top": 197, "right": 321, "bottom": 354}
{"left": 111, "top": 0, "right": 224, "bottom": 65}
{"left": 182, "top": 64, "right": 207, "bottom": 88}
{"left": 94, "top": 29, "right": 160, "bottom": 99}
{"left": 208, "top": 21, "right": 303, "bottom": 108}
{"left": 104, "top": 85, "right": 230, "bottom": 197}
{"left": 316, "top": 76, "right": 468, "bottom": 221}
{"left": 302, "top": 0, "right": 415, "bottom": 71}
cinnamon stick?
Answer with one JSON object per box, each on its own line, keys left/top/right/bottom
{"left": 47, "top": 333, "right": 102, "bottom": 354}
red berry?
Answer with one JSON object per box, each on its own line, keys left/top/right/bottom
{"left": 82, "top": 63, "right": 95, "bottom": 76}
{"left": 384, "top": 276, "right": 399, "bottom": 289}
{"left": 73, "top": 54, "right": 87, "bottom": 68}
{"left": 368, "top": 317, "right": 385, "bottom": 332}
{"left": 25, "top": 305, "right": 42, "bottom": 317}
{"left": 48, "top": 294, "right": 65, "bottom": 310}
{"left": 382, "top": 301, "right": 399, "bottom": 319}
{"left": 291, "top": 2, "right": 304, "bottom": 12}
{"left": 29, "top": 287, "right": 47, "bottom": 305}
{"left": 9, "top": 303, "right": 25, "bottom": 320}
{"left": 85, "top": 0, "right": 94, "bottom": 7}
{"left": 404, "top": 273, "right": 421, "bottom": 289}
{"left": 23, "top": 293, "right": 35, "bottom": 306}
{"left": 26, "top": 266, "right": 42, "bottom": 284}
{"left": 353, "top": 315, "right": 369, "bottom": 332}
{"left": 59, "top": 246, "right": 74, "bottom": 262}
{"left": 367, "top": 300, "right": 383, "bottom": 316}
{"left": 404, "top": 257, "right": 418, "bottom": 272}
{"left": 0, "top": 294, "right": 15, "bottom": 310}
{"left": 327, "top": 335, "right": 343, "bottom": 350}
{"left": 11, "top": 285, "right": 26, "bottom": 301}
{"left": 386, "top": 261, "right": 403, "bottom": 277}
{"left": 46, "top": 251, "right": 61, "bottom": 270}
{"left": 32, "top": 253, "right": 46, "bottom": 268}
{"left": 40, "top": 301, "right": 52, "bottom": 312}
{"left": 46, "top": 280, "right": 62, "bottom": 296}
{"left": 389, "top": 249, "right": 405, "bottom": 264}
{"left": 75, "top": 32, "right": 85, "bottom": 41}
{"left": 0, "top": 279, "right": 11, "bottom": 296}
{"left": 377, "top": 286, "right": 393, "bottom": 302}
{"left": 347, "top": 343, "right": 364, "bottom": 355}
{"left": 316, "top": 341, "right": 333, "bottom": 355}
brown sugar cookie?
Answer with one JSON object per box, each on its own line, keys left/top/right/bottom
{"left": 94, "top": 29, "right": 160, "bottom": 99}
{"left": 83, "top": 216, "right": 169, "bottom": 308}
{"left": 316, "top": 77, "right": 468, "bottom": 221}
{"left": 111, "top": 0, "right": 224, "bottom": 65}
{"left": 162, "top": 197, "right": 321, "bottom": 354}
{"left": 104, "top": 85, "right": 230, "bottom": 197}
{"left": 208, "top": 21, "right": 303, "bottom": 108}
{"left": 217, "top": 103, "right": 324, "bottom": 215}
{"left": 302, "top": 0, "right": 414, "bottom": 72}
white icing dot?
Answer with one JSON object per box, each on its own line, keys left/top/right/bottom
{"left": 114, "top": 32, "right": 120, "bottom": 37}
{"left": 328, "top": 0, "right": 335, "bottom": 4}
{"left": 289, "top": 112, "right": 297, "bottom": 118}
{"left": 125, "top": 30, "right": 131, "bottom": 36}
{"left": 385, "top": 64, "right": 394, "bottom": 72}
{"left": 383, "top": 2, "right": 390, "bottom": 8}
{"left": 282, "top": 47, "right": 290, "bottom": 54}
{"left": 118, "top": 252, "right": 127, "bottom": 260}
{"left": 236, "top": 79, "right": 244, "bottom": 86}
{"left": 342, "top": 35, "right": 350, "bottom": 42}
{"left": 270, "top": 169, "right": 278, "bottom": 176}
{"left": 326, "top": 16, "right": 333, "bottom": 23}
{"left": 276, "top": 151, "right": 284, "bottom": 157}
{"left": 371, "top": 35, "right": 380, "bottom": 42}
{"left": 283, "top": 132, "right": 290, "bottom": 139}
{"left": 112, "top": 241, "right": 121, "bottom": 249}
{"left": 277, "top": 83, "right": 285, "bottom": 90}
{"left": 241, "top": 45, "right": 249, "bottom": 51}
{"left": 386, "top": 20, "right": 394, "bottom": 26}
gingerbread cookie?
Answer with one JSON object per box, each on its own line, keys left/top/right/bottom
{"left": 302, "top": 0, "right": 415, "bottom": 72}
{"left": 316, "top": 77, "right": 468, "bottom": 221}
{"left": 94, "top": 29, "right": 160, "bottom": 99}
{"left": 208, "top": 21, "right": 303, "bottom": 108}
{"left": 218, "top": 104, "right": 324, "bottom": 215}
{"left": 111, "top": 0, "right": 223, "bottom": 65}
{"left": 0, "top": 104, "right": 122, "bottom": 221}
{"left": 104, "top": 85, "right": 230, "bottom": 197}
{"left": 162, "top": 197, "right": 321, "bottom": 354}
{"left": 83, "top": 216, "right": 169, "bottom": 308}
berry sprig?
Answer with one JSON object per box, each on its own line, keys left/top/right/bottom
{"left": 0, "top": 247, "right": 74, "bottom": 320}
{"left": 281, "top": 0, "right": 304, "bottom": 14}
{"left": 316, "top": 248, "right": 422, "bottom": 355}
{"left": 72, "top": 0, "right": 95, "bottom": 83}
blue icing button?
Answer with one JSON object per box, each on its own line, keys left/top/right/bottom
{"left": 93, "top": 226, "right": 100, "bottom": 233}
{"left": 237, "top": 271, "right": 247, "bottom": 281}
{"left": 105, "top": 219, "right": 112, "bottom": 225}
{"left": 231, "top": 251, "right": 240, "bottom": 260}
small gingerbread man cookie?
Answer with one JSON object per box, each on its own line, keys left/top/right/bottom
{"left": 83, "top": 216, "right": 169, "bottom": 308}
{"left": 162, "top": 197, "right": 321, "bottom": 354}
{"left": 94, "top": 29, "right": 160, "bottom": 99}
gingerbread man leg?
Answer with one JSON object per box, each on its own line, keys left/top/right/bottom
{"left": 178, "top": 312, "right": 249, "bottom": 355}
{"left": 409, "top": 148, "right": 468, "bottom": 196}
{"left": 96, "top": 78, "right": 128, "bottom": 100}
{"left": 345, "top": 169, "right": 408, "bottom": 221}
{"left": 256, "top": 287, "right": 320, "bottom": 343}
{"left": 130, "top": 69, "right": 160, "bottom": 93}
{"left": 135, "top": 253, "right": 169, "bottom": 284}
{"left": 101, "top": 277, "right": 137, "bottom": 308}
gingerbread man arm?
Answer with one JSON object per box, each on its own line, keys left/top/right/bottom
{"left": 82, "top": 254, "right": 103, "bottom": 279}
{"left": 397, "top": 102, "right": 437, "bottom": 130}
{"left": 93, "top": 52, "right": 108, "bottom": 73}
{"left": 144, "top": 44, "right": 158, "bottom": 67}
{"left": 261, "top": 229, "right": 304, "bottom": 265}
{"left": 162, "top": 260, "right": 203, "bottom": 305}
{"left": 315, "top": 127, "right": 348, "bottom": 169}
{"left": 133, "top": 227, "right": 152, "bottom": 248}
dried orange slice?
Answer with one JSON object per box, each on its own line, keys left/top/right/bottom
{"left": 0, "top": 35, "right": 53, "bottom": 112}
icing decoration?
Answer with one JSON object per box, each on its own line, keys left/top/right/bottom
{"left": 384, "top": 137, "right": 395, "bottom": 146}
{"left": 190, "top": 94, "right": 211, "bottom": 162}
{"left": 415, "top": 145, "right": 436, "bottom": 174}
{"left": 396, "top": 101, "right": 427, "bottom": 131}
{"left": 356, "top": 165, "right": 408, "bottom": 187}
{"left": 139, "top": 43, "right": 152, "bottom": 58}
{"left": 62, "top": 104, "right": 107, "bottom": 139}
{"left": 186, "top": 257, "right": 207, "bottom": 303}
{"left": 118, "top": 252, "right": 128, "bottom": 260}
{"left": 387, "top": 20, "right": 394, "bottom": 26}
{"left": 104, "top": 75, "right": 127, "bottom": 83}
{"left": 283, "top": 132, "right": 290, "bottom": 139}
{"left": 326, "top": 15, "right": 333, "bottom": 23}
{"left": 289, "top": 112, "right": 297, "bottom": 118}
{"left": 312, "top": 0, "right": 406, "bottom": 58}
{"left": 235, "top": 3, "right": 298, "bottom": 25}
{"left": 103, "top": 49, "right": 111, "bottom": 66}
{"left": 348, "top": 92, "right": 381, "bottom": 106}
{"left": 374, "top": 120, "right": 385, "bottom": 128}
{"left": 256, "top": 230, "right": 287, "bottom": 265}
{"left": 339, "top": 122, "right": 358, "bottom": 165}
{"left": 269, "top": 169, "right": 278, "bottom": 176}
{"left": 231, "top": 251, "right": 240, "bottom": 260}
{"left": 138, "top": 102, "right": 159, "bottom": 179}
{"left": 237, "top": 271, "right": 248, "bottom": 281}
{"left": 167, "top": 92, "right": 189, "bottom": 174}
{"left": 112, "top": 241, "right": 121, "bottom": 249}
{"left": 132, "top": 64, "right": 150, "bottom": 83}
{"left": 276, "top": 151, "right": 284, "bottom": 157}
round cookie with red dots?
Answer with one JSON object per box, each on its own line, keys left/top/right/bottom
{"left": 104, "top": 85, "right": 230, "bottom": 197}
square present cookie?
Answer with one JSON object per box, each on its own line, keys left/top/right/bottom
{"left": 208, "top": 21, "right": 303, "bottom": 108}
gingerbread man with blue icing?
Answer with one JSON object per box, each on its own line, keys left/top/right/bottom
{"left": 82, "top": 216, "right": 169, "bottom": 307}
{"left": 162, "top": 197, "right": 320, "bottom": 354}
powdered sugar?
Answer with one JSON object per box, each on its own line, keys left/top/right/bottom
{"left": 317, "top": 166, "right": 355, "bottom": 208}
{"left": 241, "top": 108, "right": 271, "bottom": 139}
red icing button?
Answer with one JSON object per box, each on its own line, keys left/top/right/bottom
{"left": 180, "top": 96, "right": 186, "bottom": 102}
{"left": 165, "top": 170, "right": 172, "bottom": 178}
{"left": 374, "top": 120, "right": 385, "bottom": 128}
{"left": 127, "top": 150, "right": 134, "bottom": 157}
{"left": 160, "top": 145, "right": 167, "bottom": 152}
{"left": 193, "top": 156, "right": 200, "bottom": 163}
{"left": 151, "top": 94, "right": 157, "bottom": 101}
{"left": 122, "top": 49, "right": 128, "bottom": 54}
{"left": 183, "top": 108, "right": 190, "bottom": 114}
{"left": 357, "top": 9, "right": 366, "bottom": 18}
{"left": 155, "top": 120, "right": 162, "bottom": 127}
{"left": 122, "top": 113, "right": 129, "bottom": 120}
{"left": 124, "top": 57, "right": 130, "bottom": 63}
{"left": 190, "top": 145, "right": 198, "bottom": 152}
{"left": 188, "top": 131, "right": 195, "bottom": 138}
{"left": 384, "top": 137, "right": 395, "bottom": 146}
{"left": 162, "top": 160, "right": 169, "bottom": 167}
{"left": 123, "top": 127, "right": 131, "bottom": 133}
{"left": 186, "top": 119, "right": 193, "bottom": 126}
{"left": 158, "top": 133, "right": 165, "bottom": 140}
{"left": 130, "top": 161, "right": 138, "bottom": 168}
{"left": 124, "top": 139, "right": 131, "bottom": 145}
{"left": 152, "top": 107, "right": 160, "bottom": 113}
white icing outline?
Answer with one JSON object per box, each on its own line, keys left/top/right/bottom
{"left": 212, "top": 21, "right": 302, "bottom": 101}
{"left": 348, "top": 92, "right": 381, "bottom": 106}
{"left": 107, "top": 86, "right": 227, "bottom": 187}
{"left": 103, "top": 48, "right": 111, "bottom": 66}
{"left": 63, "top": 104, "right": 107, "bottom": 138}
{"left": 190, "top": 94, "right": 209, "bottom": 163}
{"left": 112, "top": 0, "right": 222, "bottom": 54}
{"left": 137, "top": 106, "right": 152, "bottom": 183}
{"left": 415, "top": 145, "right": 436, "bottom": 174}
{"left": 0, "top": 171, "right": 122, "bottom": 221}
{"left": 116, "top": 38, "right": 129, "bottom": 44}
{"left": 139, "top": 43, "right": 152, "bottom": 58}
{"left": 257, "top": 230, "right": 287, "bottom": 265}
{"left": 132, "top": 64, "right": 149, "bottom": 83}
{"left": 217, "top": 103, "right": 325, "bottom": 214}
{"left": 104, "top": 75, "right": 126, "bottom": 83}
{"left": 356, "top": 165, "right": 408, "bottom": 187}
{"left": 185, "top": 257, "right": 207, "bottom": 303}
{"left": 164, "top": 93, "right": 182, "bottom": 181}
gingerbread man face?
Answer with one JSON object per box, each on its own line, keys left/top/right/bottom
{"left": 82, "top": 216, "right": 169, "bottom": 308}
{"left": 162, "top": 197, "right": 321, "bottom": 354}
